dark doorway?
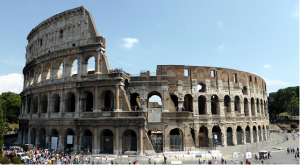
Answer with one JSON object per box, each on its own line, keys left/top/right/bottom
{"left": 100, "top": 129, "right": 114, "bottom": 154}
{"left": 81, "top": 129, "right": 93, "bottom": 153}
{"left": 198, "top": 96, "right": 206, "bottom": 114}
{"left": 86, "top": 92, "right": 93, "bottom": 112}
{"left": 122, "top": 129, "right": 137, "bottom": 154}
{"left": 227, "top": 127, "right": 233, "bottom": 146}
{"left": 169, "top": 128, "right": 183, "bottom": 151}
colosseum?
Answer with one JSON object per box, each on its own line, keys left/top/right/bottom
{"left": 18, "top": 6, "right": 270, "bottom": 155}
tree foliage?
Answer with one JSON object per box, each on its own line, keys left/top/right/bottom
{"left": 268, "top": 86, "right": 299, "bottom": 117}
{"left": 0, "top": 103, "right": 4, "bottom": 155}
{"left": 0, "top": 92, "right": 21, "bottom": 123}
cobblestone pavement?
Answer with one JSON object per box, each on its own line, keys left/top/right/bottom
{"left": 91, "top": 133, "right": 299, "bottom": 164}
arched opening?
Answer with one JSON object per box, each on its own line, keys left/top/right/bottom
{"left": 242, "top": 86, "right": 248, "bottom": 95}
{"left": 31, "top": 128, "right": 36, "bottom": 145}
{"left": 199, "top": 126, "right": 208, "bottom": 147}
{"left": 256, "top": 98, "right": 260, "bottom": 113}
{"left": 258, "top": 125, "right": 262, "bottom": 142}
{"left": 87, "top": 56, "right": 95, "bottom": 74}
{"left": 66, "top": 92, "right": 76, "bottom": 112}
{"left": 41, "top": 95, "right": 48, "bottom": 113}
{"left": 244, "top": 98, "right": 249, "bottom": 116}
{"left": 246, "top": 126, "right": 250, "bottom": 143}
{"left": 260, "top": 100, "right": 263, "bottom": 115}
{"left": 266, "top": 125, "right": 269, "bottom": 140}
{"left": 81, "top": 129, "right": 93, "bottom": 153}
{"left": 52, "top": 94, "right": 60, "bottom": 113}
{"left": 198, "top": 95, "right": 206, "bottom": 114}
{"left": 130, "top": 93, "right": 141, "bottom": 111}
{"left": 183, "top": 94, "right": 193, "bottom": 112}
{"left": 29, "top": 69, "right": 34, "bottom": 85}
{"left": 50, "top": 129, "right": 59, "bottom": 150}
{"left": 253, "top": 126, "right": 257, "bottom": 143}
{"left": 211, "top": 95, "right": 219, "bottom": 114}
{"left": 251, "top": 98, "right": 255, "bottom": 116}
{"left": 262, "top": 125, "right": 266, "bottom": 141}
{"left": 54, "top": 60, "right": 63, "bottom": 79}
{"left": 104, "top": 91, "right": 114, "bottom": 110}
{"left": 234, "top": 96, "right": 240, "bottom": 112}
{"left": 170, "top": 94, "right": 178, "bottom": 109}
{"left": 65, "top": 128, "right": 74, "bottom": 152}
{"left": 197, "top": 82, "right": 206, "bottom": 92}
{"left": 147, "top": 129, "right": 163, "bottom": 153}
{"left": 24, "top": 127, "right": 29, "bottom": 144}
{"left": 36, "top": 66, "right": 42, "bottom": 83}
{"left": 66, "top": 58, "right": 78, "bottom": 77}
{"left": 33, "top": 97, "right": 38, "bottom": 114}
{"left": 124, "top": 79, "right": 129, "bottom": 92}
{"left": 148, "top": 91, "right": 162, "bottom": 108}
{"left": 236, "top": 126, "right": 243, "bottom": 145}
{"left": 27, "top": 98, "right": 31, "bottom": 114}
{"left": 224, "top": 95, "right": 231, "bottom": 113}
{"left": 122, "top": 129, "right": 137, "bottom": 154}
{"left": 212, "top": 126, "right": 222, "bottom": 145}
{"left": 169, "top": 128, "right": 183, "bottom": 151}
{"left": 86, "top": 92, "right": 93, "bottom": 112}
{"left": 264, "top": 101, "right": 267, "bottom": 116}
{"left": 226, "top": 127, "right": 233, "bottom": 146}
{"left": 39, "top": 128, "right": 46, "bottom": 149}
{"left": 100, "top": 129, "right": 114, "bottom": 153}
{"left": 43, "top": 63, "right": 51, "bottom": 80}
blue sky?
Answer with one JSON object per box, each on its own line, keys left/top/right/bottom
{"left": 0, "top": 0, "right": 298, "bottom": 99}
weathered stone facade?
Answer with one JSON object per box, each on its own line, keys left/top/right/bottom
{"left": 19, "top": 6, "right": 270, "bottom": 155}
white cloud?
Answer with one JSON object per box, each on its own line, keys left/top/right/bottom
{"left": 122, "top": 38, "right": 139, "bottom": 49}
{"left": 264, "top": 78, "right": 289, "bottom": 86}
{"left": 263, "top": 64, "right": 271, "bottom": 68}
{"left": 217, "top": 43, "right": 228, "bottom": 53}
{"left": 218, "top": 21, "right": 223, "bottom": 28}
{"left": 0, "top": 73, "right": 23, "bottom": 94}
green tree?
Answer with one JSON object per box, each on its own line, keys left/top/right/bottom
{"left": 0, "top": 92, "right": 21, "bottom": 123}
{"left": 0, "top": 103, "right": 4, "bottom": 155}
{"left": 274, "top": 87, "right": 299, "bottom": 118}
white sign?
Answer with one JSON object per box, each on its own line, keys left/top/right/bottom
{"left": 67, "top": 135, "right": 73, "bottom": 144}
{"left": 233, "top": 152, "right": 238, "bottom": 158}
{"left": 246, "top": 152, "right": 252, "bottom": 159}
{"left": 214, "top": 135, "right": 218, "bottom": 140}
{"left": 51, "top": 137, "right": 58, "bottom": 150}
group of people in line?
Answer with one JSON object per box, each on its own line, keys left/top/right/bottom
{"left": 131, "top": 106, "right": 143, "bottom": 111}
{"left": 109, "top": 68, "right": 123, "bottom": 73}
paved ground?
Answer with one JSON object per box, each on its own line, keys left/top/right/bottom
{"left": 90, "top": 132, "right": 299, "bottom": 164}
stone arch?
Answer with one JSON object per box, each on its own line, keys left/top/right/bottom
{"left": 64, "top": 128, "right": 75, "bottom": 150}
{"left": 36, "top": 66, "right": 42, "bottom": 83}
{"left": 122, "top": 129, "right": 137, "bottom": 154}
{"left": 262, "top": 125, "right": 266, "bottom": 141}
{"left": 43, "top": 63, "right": 51, "bottom": 80}
{"left": 258, "top": 125, "right": 262, "bottom": 142}
{"left": 199, "top": 126, "right": 208, "bottom": 147}
{"left": 53, "top": 59, "right": 64, "bottom": 79}
{"left": 253, "top": 126, "right": 257, "bottom": 143}
{"left": 170, "top": 94, "right": 178, "bottom": 108}
{"left": 27, "top": 97, "right": 31, "bottom": 114}
{"left": 52, "top": 94, "right": 60, "bottom": 113}
{"left": 251, "top": 98, "right": 255, "bottom": 116}
{"left": 50, "top": 128, "right": 59, "bottom": 150}
{"left": 226, "top": 127, "right": 233, "bottom": 146}
{"left": 130, "top": 92, "right": 140, "bottom": 110}
{"left": 39, "top": 128, "right": 46, "bottom": 148}
{"left": 31, "top": 128, "right": 37, "bottom": 145}
{"left": 147, "top": 91, "right": 162, "bottom": 108}
{"left": 224, "top": 95, "right": 231, "bottom": 113}
{"left": 244, "top": 98, "right": 249, "bottom": 116}
{"left": 212, "top": 125, "right": 222, "bottom": 145}
{"left": 81, "top": 129, "right": 93, "bottom": 153}
{"left": 169, "top": 128, "right": 183, "bottom": 151}
{"left": 101, "top": 90, "right": 114, "bottom": 110}
{"left": 245, "top": 126, "right": 250, "bottom": 143}
{"left": 100, "top": 129, "right": 114, "bottom": 153}
{"left": 263, "top": 101, "right": 267, "bottom": 116}
{"left": 242, "top": 86, "right": 248, "bottom": 95}
{"left": 211, "top": 95, "right": 219, "bottom": 114}
{"left": 234, "top": 96, "right": 241, "bottom": 112}
{"left": 197, "top": 82, "right": 206, "bottom": 92}
{"left": 198, "top": 95, "right": 206, "bottom": 114}
{"left": 65, "top": 56, "right": 78, "bottom": 77}
{"left": 260, "top": 99, "right": 263, "bottom": 115}
{"left": 33, "top": 96, "right": 38, "bottom": 114}
{"left": 236, "top": 126, "right": 243, "bottom": 145}
{"left": 65, "top": 92, "right": 76, "bottom": 112}
{"left": 41, "top": 95, "right": 48, "bottom": 113}
{"left": 256, "top": 98, "right": 260, "bottom": 113}
{"left": 85, "top": 91, "right": 93, "bottom": 112}
{"left": 183, "top": 94, "right": 193, "bottom": 112}
{"left": 84, "top": 54, "right": 96, "bottom": 74}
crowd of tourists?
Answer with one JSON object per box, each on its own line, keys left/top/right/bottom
{"left": 131, "top": 106, "right": 143, "bottom": 111}
{"left": 109, "top": 68, "right": 123, "bottom": 73}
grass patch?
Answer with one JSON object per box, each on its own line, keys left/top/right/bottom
{"left": 8, "top": 123, "right": 19, "bottom": 130}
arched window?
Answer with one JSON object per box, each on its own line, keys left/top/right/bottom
{"left": 211, "top": 95, "right": 219, "bottom": 114}
{"left": 148, "top": 91, "right": 162, "bottom": 108}
{"left": 224, "top": 95, "right": 231, "bottom": 113}
{"left": 86, "top": 92, "right": 93, "bottom": 112}
{"left": 198, "top": 95, "right": 206, "bottom": 114}
{"left": 183, "top": 94, "right": 193, "bottom": 112}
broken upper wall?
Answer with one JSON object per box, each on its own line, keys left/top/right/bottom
{"left": 25, "top": 6, "right": 104, "bottom": 64}
{"left": 156, "top": 65, "right": 267, "bottom": 92}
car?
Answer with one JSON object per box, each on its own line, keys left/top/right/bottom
{"left": 16, "top": 152, "right": 28, "bottom": 163}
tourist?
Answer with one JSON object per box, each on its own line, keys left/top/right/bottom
{"left": 235, "top": 160, "right": 238, "bottom": 165}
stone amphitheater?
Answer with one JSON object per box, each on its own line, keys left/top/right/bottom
{"left": 18, "top": 6, "right": 270, "bottom": 155}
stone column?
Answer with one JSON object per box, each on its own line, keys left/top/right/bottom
{"left": 25, "top": 97, "right": 28, "bottom": 115}
{"left": 77, "top": 53, "right": 84, "bottom": 78}
{"left": 230, "top": 100, "right": 235, "bottom": 114}
{"left": 206, "top": 101, "right": 211, "bottom": 115}
{"left": 93, "top": 126, "right": 98, "bottom": 154}
{"left": 219, "top": 98, "right": 224, "bottom": 115}
{"left": 28, "top": 126, "right": 31, "bottom": 144}
{"left": 232, "top": 126, "right": 237, "bottom": 146}
{"left": 60, "top": 89, "right": 65, "bottom": 113}
{"left": 243, "top": 127, "right": 247, "bottom": 144}
{"left": 63, "top": 57, "right": 67, "bottom": 78}
{"left": 194, "top": 124, "right": 199, "bottom": 148}
{"left": 256, "top": 126, "right": 259, "bottom": 143}
{"left": 95, "top": 52, "right": 100, "bottom": 74}
{"left": 250, "top": 126, "right": 253, "bottom": 144}
{"left": 47, "top": 92, "right": 51, "bottom": 118}
{"left": 221, "top": 128, "right": 226, "bottom": 146}
{"left": 94, "top": 86, "right": 98, "bottom": 111}
{"left": 114, "top": 126, "right": 119, "bottom": 154}
{"left": 139, "top": 125, "right": 143, "bottom": 155}
{"left": 178, "top": 100, "right": 183, "bottom": 111}
{"left": 58, "top": 134, "right": 63, "bottom": 150}
{"left": 115, "top": 84, "right": 120, "bottom": 111}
